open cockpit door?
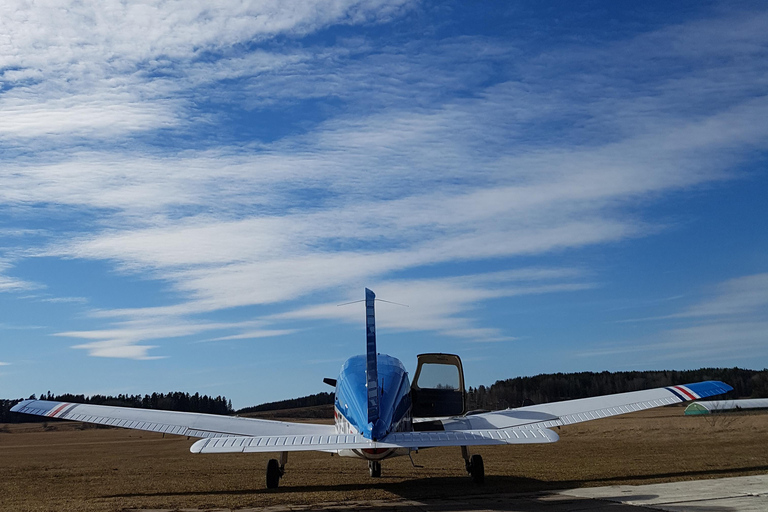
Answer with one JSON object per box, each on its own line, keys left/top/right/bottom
{"left": 411, "top": 353, "right": 466, "bottom": 418}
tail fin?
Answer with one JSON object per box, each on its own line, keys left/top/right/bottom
{"left": 365, "top": 288, "right": 379, "bottom": 425}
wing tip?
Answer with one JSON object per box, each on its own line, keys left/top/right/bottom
{"left": 10, "top": 399, "right": 45, "bottom": 414}
{"left": 685, "top": 380, "right": 734, "bottom": 399}
{"left": 9, "top": 400, "right": 30, "bottom": 413}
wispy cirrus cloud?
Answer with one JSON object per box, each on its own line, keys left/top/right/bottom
{"left": 0, "top": 0, "right": 414, "bottom": 141}
{"left": 578, "top": 272, "right": 768, "bottom": 366}
{"left": 0, "top": 261, "right": 38, "bottom": 292}
{"left": 2, "top": 4, "right": 767, "bottom": 363}
{"left": 58, "top": 318, "right": 290, "bottom": 359}
{"left": 273, "top": 270, "right": 594, "bottom": 341}
{"left": 24, "top": 80, "right": 765, "bottom": 333}
{"left": 55, "top": 267, "right": 590, "bottom": 356}
{"left": 675, "top": 273, "right": 768, "bottom": 319}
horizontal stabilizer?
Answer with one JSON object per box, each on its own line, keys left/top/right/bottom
{"left": 190, "top": 427, "right": 558, "bottom": 454}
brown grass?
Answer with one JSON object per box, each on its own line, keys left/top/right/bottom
{"left": 1, "top": 407, "right": 766, "bottom": 511}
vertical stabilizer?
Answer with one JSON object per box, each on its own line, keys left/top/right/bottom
{"left": 365, "top": 288, "right": 379, "bottom": 425}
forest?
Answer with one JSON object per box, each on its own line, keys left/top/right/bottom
{"left": 236, "top": 391, "right": 334, "bottom": 414}
{"left": 0, "top": 391, "right": 233, "bottom": 423}
{"left": 2, "top": 367, "right": 766, "bottom": 423}
{"left": 466, "top": 368, "right": 768, "bottom": 410}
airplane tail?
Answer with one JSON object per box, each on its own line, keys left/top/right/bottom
{"left": 365, "top": 288, "right": 379, "bottom": 427}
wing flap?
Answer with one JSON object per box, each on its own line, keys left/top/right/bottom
{"left": 10, "top": 399, "right": 336, "bottom": 438}
{"left": 191, "top": 427, "right": 558, "bottom": 454}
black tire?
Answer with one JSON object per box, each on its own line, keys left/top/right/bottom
{"left": 369, "top": 460, "right": 381, "bottom": 477}
{"left": 470, "top": 454, "right": 484, "bottom": 484}
{"left": 266, "top": 458, "right": 281, "bottom": 489}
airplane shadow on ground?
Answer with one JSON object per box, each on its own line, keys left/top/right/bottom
{"left": 104, "top": 464, "right": 767, "bottom": 511}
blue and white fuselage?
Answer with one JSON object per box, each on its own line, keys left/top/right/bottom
{"left": 334, "top": 354, "right": 412, "bottom": 460}
{"left": 332, "top": 288, "right": 413, "bottom": 461}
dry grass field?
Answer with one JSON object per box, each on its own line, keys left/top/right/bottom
{"left": 1, "top": 407, "right": 766, "bottom": 511}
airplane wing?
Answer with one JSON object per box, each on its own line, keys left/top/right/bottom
{"left": 431, "top": 380, "right": 733, "bottom": 432}
{"left": 191, "top": 426, "right": 559, "bottom": 454}
{"left": 10, "top": 399, "right": 336, "bottom": 438}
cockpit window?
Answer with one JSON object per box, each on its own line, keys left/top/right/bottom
{"left": 416, "top": 363, "right": 460, "bottom": 390}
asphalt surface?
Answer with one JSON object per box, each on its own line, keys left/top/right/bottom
{"left": 126, "top": 473, "right": 768, "bottom": 511}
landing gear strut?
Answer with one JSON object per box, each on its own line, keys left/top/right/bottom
{"left": 266, "top": 452, "right": 288, "bottom": 489}
{"left": 461, "top": 446, "right": 484, "bottom": 484}
{"left": 368, "top": 460, "right": 382, "bottom": 477}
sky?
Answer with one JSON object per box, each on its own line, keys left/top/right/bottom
{"left": 1, "top": 1, "right": 767, "bottom": 409}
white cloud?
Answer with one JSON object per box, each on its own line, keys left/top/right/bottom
{"left": 52, "top": 268, "right": 589, "bottom": 359}
{"left": 577, "top": 272, "right": 768, "bottom": 366}
{"left": 0, "top": 261, "right": 38, "bottom": 292}
{"left": 676, "top": 273, "right": 768, "bottom": 318}
{"left": 3, "top": 6, "right": 767, "bottom": 360}
{"left": 0, "top": 97, "right": 181, "bottom": 138}
{"left": 57, "top": 317, "right": 289, "bottom": 359}
{"left": 20, "top": 64, "right": 767, "bottom": 357}
{"left": 0, "top": 0, "right": 414, "bottom": 139}
{"left": 38, "top": 296, "right": 88, "bottom": 304}
{"left": 68, "top": 340, "right": 164, "bottom": 360}
{"left": 203, "top": 329, "right": 299, "bottom": 342}
{"left": 0, "top": 275, "right": 34, "bottom": 292}
{"left": 273, "top": 271, "right": 593, "bottom": 340}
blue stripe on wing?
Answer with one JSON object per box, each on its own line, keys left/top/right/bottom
{"left": 665, "top": 387, "right": 686, "bottom": 402}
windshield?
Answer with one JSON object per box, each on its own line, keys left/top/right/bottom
{"left": 416, "top": 363, "right": 460, "bottom": 390}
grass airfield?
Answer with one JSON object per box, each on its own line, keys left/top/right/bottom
{"left": 1, "top": 407, "right": 766, "bottom": 512}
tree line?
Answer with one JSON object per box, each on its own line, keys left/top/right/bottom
{"left": 236, "top": 391, "right": 334, "bottom": 414}
{"left": 466, "top": 368, "right": 768, "bottom": 410}
{"left": 0, "top": 391, "right": 233, "bottom": 423}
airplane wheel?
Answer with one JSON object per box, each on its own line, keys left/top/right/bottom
{"left": 368, "top": 460, "right": 381, "bottom": 477}
{"left": 266, "top": 458, "right": 282, "bottom": 489}
{"left": 470, "top": 454, "right": 484, "bottom": 484}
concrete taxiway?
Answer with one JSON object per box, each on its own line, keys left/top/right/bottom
{"left": 561, "top": 474, "right": 767, "bottom": 511}
{"left": 128, "top": 473, "right": 768, "bottom": 511}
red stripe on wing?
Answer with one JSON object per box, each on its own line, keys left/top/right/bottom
{"left": 673, "top": 386, "right": 696, "bottom": 400}
{"left": 47, "top": 403, "right": 70, "bottom": 417}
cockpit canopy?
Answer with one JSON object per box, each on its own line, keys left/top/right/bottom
{"left": 411, "top": 353, "right": 466, "bottom": 417}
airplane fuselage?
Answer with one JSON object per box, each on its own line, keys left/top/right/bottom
{"left": 333, "top": 353, "right": 412, "bottom": 460}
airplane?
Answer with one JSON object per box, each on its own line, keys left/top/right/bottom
{"left": 12, "top": 288, "right": 733, "bottom": 489}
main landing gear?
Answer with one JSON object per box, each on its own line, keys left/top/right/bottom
{"left": 368, "top": 460, "right": 382, "bottom": 477}
{"left": 461, "top": 446, "right": 484, "bottom": 484}
{"left": 266, "top": 452, "right": 288, "bottom": 489}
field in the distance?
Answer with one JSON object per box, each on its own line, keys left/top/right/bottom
{"left": 1, "top": 407, "right": 767, "bottom": 512}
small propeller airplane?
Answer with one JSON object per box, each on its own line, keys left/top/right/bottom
{"left": 12, "top": 288, "right": 733, "bottom": 488}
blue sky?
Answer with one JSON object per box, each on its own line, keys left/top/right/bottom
{"left": 1, "top": 1, "right": 767, "bottom": 408}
